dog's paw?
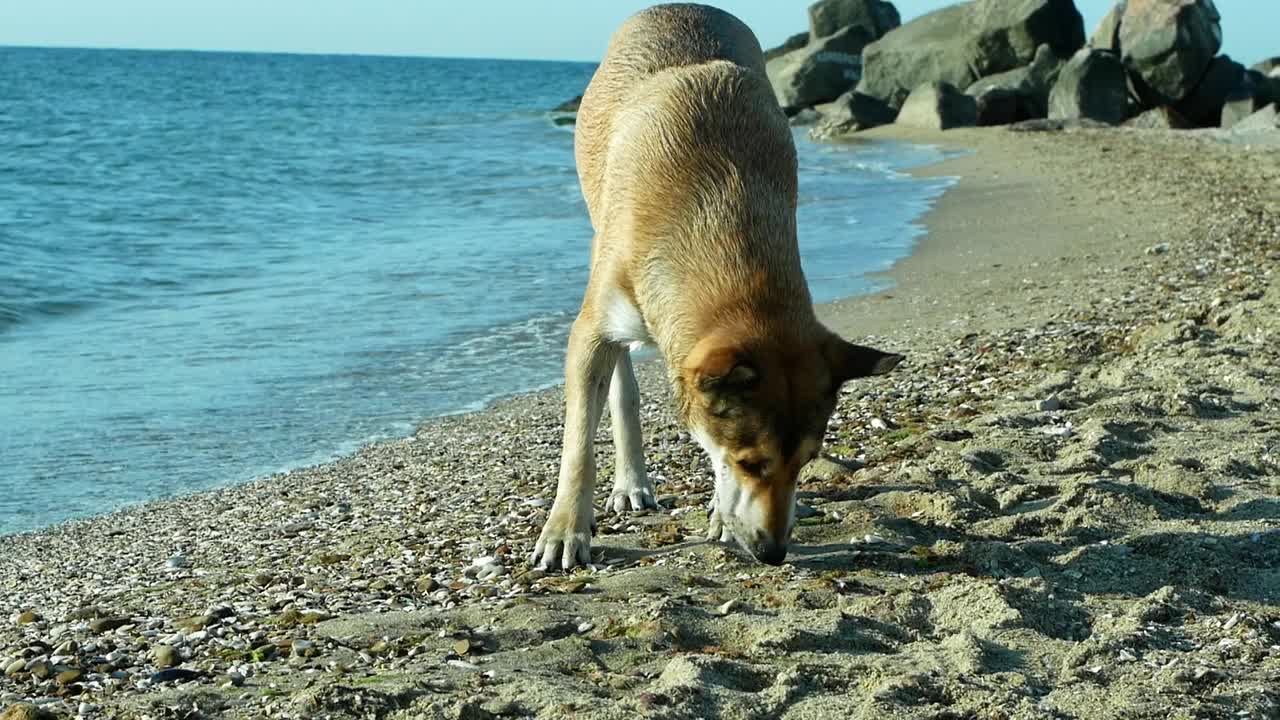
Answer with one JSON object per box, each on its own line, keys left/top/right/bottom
{"left": 606, "top": 476, "right": 658, "bottom": 514}
{"left": 706, "top": 505, "right": 733, "bottom": 543}
{"left": 531, "top": 511, "right": 593, "bottom": 571}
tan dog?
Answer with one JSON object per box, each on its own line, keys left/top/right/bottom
{"left": 531, "top": 3, "right": 903, "bottom": 570}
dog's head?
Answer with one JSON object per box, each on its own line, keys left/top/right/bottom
{"left": 681, "top": 329, "right": 902, "bottom": 565}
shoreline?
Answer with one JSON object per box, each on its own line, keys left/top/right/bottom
{"left": 2, "top": 127, "right": 1278, "bottom": 719}
{"left": 0, "top": 134, "right": 953, "bottom": 542}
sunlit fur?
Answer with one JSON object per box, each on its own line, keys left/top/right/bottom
{"left": 532, "top": 4, "right": 902, "bottom": 570}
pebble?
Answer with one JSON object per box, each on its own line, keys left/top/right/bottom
{"left": 4, "top": 659, "right": 26, "bottom": 676}
{"left": 88, "top": 617, "right": 131, "bottom": 634}
{"left": 576, "top": 622, "right": 594, "bottom": 635}
{"left": 14, "top": 612, "right": 40, "bottom": 626}
{"left": 151, "top": 645, "right": 180, "bottom": 668}
{"left": 165, "top": 554, "right": 189, "bottom": 569}
{"left": 1038, "top": 394, "right": 1062, "bottom": 412}
{"left": 715, "top": 600, "right": 741, "bottom": 616}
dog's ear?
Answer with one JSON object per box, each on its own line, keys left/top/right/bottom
{"left": 827, "top": 335, "right": 904, "bottom": 385}
{"left": 685, "top": 341, "right": 759, "bottom": 396}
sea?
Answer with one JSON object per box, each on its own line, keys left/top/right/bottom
{"left": 0, "top": 47, "right": 955, "bottom": 536}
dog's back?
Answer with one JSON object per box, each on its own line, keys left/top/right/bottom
{"left": 575, "top": 4, "right": 789, "bottom": 230}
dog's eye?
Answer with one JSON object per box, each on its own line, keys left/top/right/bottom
{"left": 737, "top": 459, "right": 766, "bottom": 477}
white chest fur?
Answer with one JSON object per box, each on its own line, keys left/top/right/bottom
{"left": 602, "top": 290, "right": 653, "bottom": 350}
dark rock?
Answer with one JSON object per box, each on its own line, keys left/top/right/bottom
{"left": 1049, "top": 49, "right": 1129, "bottom": 125}
{"left": 896, "top": 82, "right": 978, "bottom": 130}
{"left": 857, "top": 0, "right": 1085, "bottom": 109}
{"left": 1175, "top": 55, "right": 1244, "bottom": 127}
{"left": 966, "top": 44, "right": 1066, "bottom": 123}
{"left": 1124, "top": 106, "right": 1193, "bottom": 128}
{"left": 768, "top": 25, "right": 876, "bottom": 111}
{"left": 765, "top": 32, "right": 809, "bottom": 63}
{"left": 809, "top": 91, "right": 898, "bottom": 138}
{"left": 972, "top": 87, "right": 1028, "bottom": 126}
{"left": 1120, "top": 0, "right": 1222, "bottom": 105}
{"left": 808, "top": 0, "right": 901, "bottom": 41}
{"left": 551, "top": 95, "right": 582, "bottom": 113}
{"left": 88, "top": 616, "right": 132, "bottom": 634}
{"left": 149, "top": 667, "right": 204, "bottom": 684}
{"left": 1090, "top": 2, "right": 1126, "bottom": 52}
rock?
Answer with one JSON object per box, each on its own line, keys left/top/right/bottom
{"left": 800, "top": 455, "right": 865, "bottom": 483}
{"left": 1230, "top": 104, "right": 1279, "bottom": 132}
{"left": 1252, "top": 57, "right": 1280, "bottom": 77}
{"left": 808, "top": 91, "right": 897, "bottom": 138}
{"left": 789, "top": 107, "right": 822, "bottom": 126}
{"left": 715, "top": 599, "right": 742, "bottom": 616}
{"left": 857, "top": 0, "right": 1085, "bottom": 109}
{"left": 896, "top": 82, "right": 978, "bottom": 130}
{"left": 165, "top": 554, "right": 188, "bottom": 569}
{"left": 966, "top": 44, "right": 1066, "bottom": 124}
{"left": 550, "top": 95, "right": 581, "bottom": 113}
{"left": 764, "top": 32, "right": 809, "bottom": 63}
{"left": 55, "top": 668, "right": 83, "bottom": 685}
{"left": 150, "top": 645, "right": 179, "bottom": 668}
{"left": 768, "top": 25, "right": 877, "bottom": 112}
{"left": 1048, "top": 48, "right": 1129, "bottom": 125}
{"left": 0, "top": 704, "right": 57, "bottom": 720}
{"left": 1175, "top": 55, "right": 1245, "bottom": 127}
{"left": 1038, "top": 394, "right": 1063, "bottom": 412}
{"left": 28, "top": 661, "right": 50, "bottom": 680}
{"left": 1221, "top": 71, "right": 1280, "bottom": 129}
{"left": 88, "top": 617, "right": 131, "bottom": 634}
{"left": 149, "top": 668, "right": 203, "bottom": 684}
{"left": 1124, "top": 106, "right": 1192, "bottom": 128}
{"left": 14, "top": 612, "right": 39, "bottom": 625}
{"left": 1090, "top": 1, "right": 1126, "bottom": 52}
{"left": 4, "top": 659, "right": 25, "bottom": 677}
{"left": 1119, "top": 0, "right": 1222, "bottom": 105}
{"left": 807, "top": 0, "right": 900, "bottom": 41}
{"left": 416, "top": 576, "right": 440, "bottom": 594}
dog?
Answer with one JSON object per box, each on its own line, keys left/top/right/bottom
{"left": 531, "top": 3, "right": 903, "bottom": 570}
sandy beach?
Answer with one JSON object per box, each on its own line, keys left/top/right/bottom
{"left": 2, "top": 125, "right": 1278, "bottom": 719}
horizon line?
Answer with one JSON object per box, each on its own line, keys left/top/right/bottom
{"left": 0, "top": 42, "right": 602, "bottom": 65}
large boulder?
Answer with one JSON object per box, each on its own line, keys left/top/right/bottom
{"left": 857, "top": 0, "right": 1085, "bottom": 109}
{"left": 1089, "top": 2, "right": 1126, "bottom": 52}
{"left": 765, "top": 32, "right": 810, "bottom": 62}
{"left": 896, "top": 82, "right": 978, "bottom": 130}
{"left": 768, "top": 25, "right": 876, "bottom": 112}
{"left": 808, "top": 0, "right": 901, "bottom": 41}
{"left": 1048, "top": 48, "right": 1129, "bottom": 125}
{"left": 1175, "top": 55, "right": 1244, "bottom": 127}
{"left": 1119, "top": 0, "right": 1222, "bottom": 106}
{"left": 809, "top": 91, "right": 899, "bottom": 138}
{"left": 966, "top": 43, "right": 1066, "bottom": 123}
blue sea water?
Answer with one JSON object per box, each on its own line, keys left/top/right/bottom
{"left": 0, "top": 47, "right": 954, "bottom": 536}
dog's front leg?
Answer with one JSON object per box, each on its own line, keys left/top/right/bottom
{"left": 605, "top": 350, "right": 658, "bottom": 513}
{"left": 532, "top": 313, "right": 619, "bottom": 571}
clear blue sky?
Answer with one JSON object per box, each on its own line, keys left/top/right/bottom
{"left": 2, "top": 1, "right": 1274, "bottom": 67}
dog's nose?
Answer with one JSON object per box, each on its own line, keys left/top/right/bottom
{"left": 750, "top": 537, "right": 788, "bottom": 566}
